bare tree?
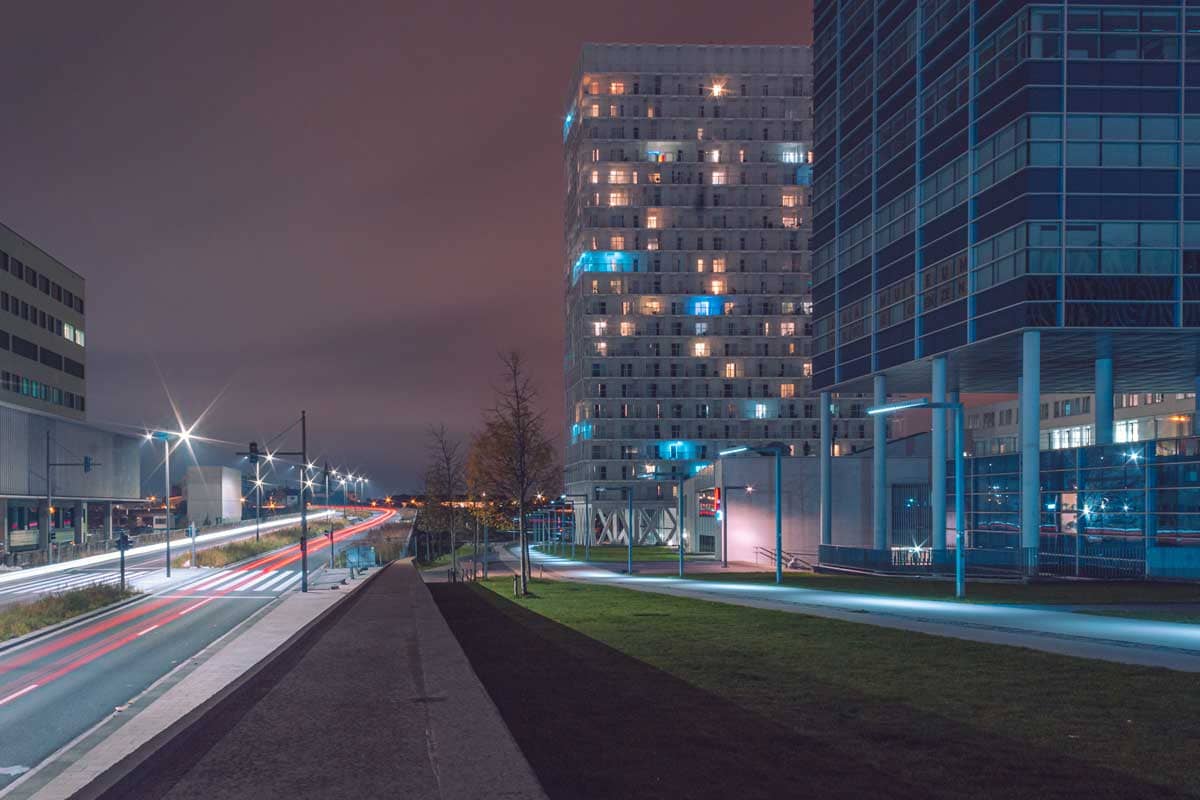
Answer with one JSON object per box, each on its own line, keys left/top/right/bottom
{"left": 423, "top": 424, "right": 465, "bottom": 560}
{"left": 467, "top": 352, "right": 558, "bottom": 593}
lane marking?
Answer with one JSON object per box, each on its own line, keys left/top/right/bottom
{"left": 177, "top": 599, "right": 213, "bottom": 617}
{"left": 255, "top": 573, "right": 293, "bottom": 592}
{"left": 274, "top": 574, "right": 302, "bottom": 592}
{"left": 0, "top": 684, "right": 38, "bottom": 706}
{"left": 135, "top": 625, "right": 159, "bottom": 638}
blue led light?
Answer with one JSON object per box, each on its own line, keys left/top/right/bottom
{"left": 795, "top": 165, "right": 813, "bottom": 185}
{"left": 571, "top": 252, "right": 639, "bottom": 284}
{"left": 562, "top": 111, "right": 575, "bottom": 142}
{"left": 571, "top": 422, "right": 593, "bottom": 443}
{"left": 687, "top": 296, "right": 724, "bottom": 316}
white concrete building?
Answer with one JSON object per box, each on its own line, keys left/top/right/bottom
{"left": 184, "top": 466, "right": 242, "bottom": 527}
{"left": 563, "top": 44, "right": 877, "bottom": 547}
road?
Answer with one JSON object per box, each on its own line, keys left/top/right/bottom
{"left": 0, "top": 510, "right": 346, "bottom": 606}
{"left": 522, "top": 545, "right": 1200, "bottom": 672}
{"left": 0, "top": 509, "right": 398, "bottom": 791}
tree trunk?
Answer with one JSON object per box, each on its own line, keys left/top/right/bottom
{"left": 518, "top": 498, "right": 529, "bottom": 594}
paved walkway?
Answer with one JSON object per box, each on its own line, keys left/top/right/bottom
{"left": 521, "top": 547, "right": 1200, "bottom": 672}
{"left": 64, "top": 560, "right": 545, "bottom": 800}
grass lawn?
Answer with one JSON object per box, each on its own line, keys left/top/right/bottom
{"left": 0, "top": 584, "right": 138, "bottom": 641}
{"left": 693, "top": 570, "right": 1200, "bottom": 606}
{"left": 172, "top": 521, "right": 343, "bottom": 568}
{"left": 463, "top": 577, "right": 1200, "bottom": 797}
{"left": 1081, "top": 609, "right": 1200, "bottom": 624}
{"left": 417, "top": 543, "right": 476, "bottom": 569}
{"left": 538, "top": 543, "right": 702, "bottom": 563}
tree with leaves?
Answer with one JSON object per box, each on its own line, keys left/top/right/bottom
{"left": 466, "top": 351, "right": 558, "bottom": 593}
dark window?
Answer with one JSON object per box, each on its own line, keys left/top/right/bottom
{"left": 40, "top": 348, "right": 62, "bottom": 371}
{"left": 63, "top": 357, "right": 84, "bottom": 379}
{"left": 11, "top": 336, "right": 37, "bottom": 361}
{"left": 0, "top": 330, "right": 8, "bottom": 350}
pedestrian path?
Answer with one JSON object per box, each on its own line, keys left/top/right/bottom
{"left": 71, "top": 561, "right": 546, "bottom": 800}
{"left": 522, "top": 547, "right": 1200, "bottom": 672}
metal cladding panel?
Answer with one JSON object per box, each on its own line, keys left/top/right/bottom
{"left": 0, "top": 403, "right": 140, "bottom": 498}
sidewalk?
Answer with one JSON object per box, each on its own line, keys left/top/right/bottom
{"left": 521, "top": 547, "right": 1200, "bottom": 672}
{"left": 73, "top": 560, "right": 545, "bottom": 800}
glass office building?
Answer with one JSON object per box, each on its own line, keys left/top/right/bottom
{"left": 812, "top": 2, "right": 1200, "bottom": 571}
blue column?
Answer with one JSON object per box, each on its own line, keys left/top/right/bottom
{"left": 819, "top": 391, "right": 832, "bottom": 547}
{"left": 873, "top": 373, "right": 888, "bottom": 551}
{"left": 931, "top": 356, "right": 948, "bottom": 552}
{"left": 1095, "top": 348, "right": 1113, "bottom": 446}
{"left": 1020, "top": 330, "right": 1041, "bottom": 572}
{"left": 1194, "top": 376, "right": 1200, "bottom": 436}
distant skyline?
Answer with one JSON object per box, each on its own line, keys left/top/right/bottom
{"left": 2, "top": 1, "right": 813, "bottom": 491}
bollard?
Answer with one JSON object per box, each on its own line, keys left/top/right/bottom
{"left": 513, "top": 573, "right": 520, "bottom": 597}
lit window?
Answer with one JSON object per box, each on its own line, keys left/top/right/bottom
{"left": 610, "top": 81, "right": 625, "bottom": 95}
{"left": 609, "top": 104, "right": 618, "bottom": 116}
{"left": 781, "top": 322, "right": 796, "bottom": 336}
{"left": 695, "top": 322, "right": 709, "bottom": 335}
{"left": 802, "top": 301, "right": 814, "bottom": 315}
{"left": 590, "top": 170, "right": 599, "bottom": 184}
{"left": 697, "top": 127, "right": 704, "bottom": 140}
{"left": 711, "top": 83, "right": 725, "bottom": 98}
{"left": 712, "top": 258, "right": 726, "bottom": 273}
{"left": 591, "top": 148, "right": 600, "bottom": 162}
{"left": 610, "top": 235, "right": 625, "bottom": 250}
{"left": 608, "top": 191, "right": 629, "bottom": 207}
{"left": 803, "top": 362, "right": 813, "bottom": 378}
{"left": 592, "top": 321, "right": 608, "bottom": 336}
{"left": 588, "top": 80, "right": 600, "bottom": 95}
{"left": 595, "top": 341, "right": 608, "bottom": 356}
{"left": 645, "top": 300, "right": 661, "bottom": 314}
{"left": 711, "top": 280, "right": 725, "bottom": 294}
{"left": 649, "top": 172, "right": 662, "bottom": 184}
{"left": 738, "top": 148, "right": 746, "bottom": 163}
{"left": 647, "top": 214, "right": 660, "bottom": 229}
{"left": 782, "top": 301, "right": 795, "bottom": 313}
{"left": 782, "top": 151, "right": 800, "bottom": 163}
{"left": 754, "top": 403, "right": 768, "bottom": 419}
{"left": 782, "top": 194, "right": 797, "bottom": 208}
{"left": 589, "top": 104, "right": 600, "bottom": 118}
{"left": 711, "top": 170, "right": 726, "bottom": 185}
{"left": 647, "top": 106, "right": 655, "bottom": 118}
{"left": 620, "top": 321, "right": 635, "bottom": 336}
{"left": 696, "top": 258, "right": 706, "bottom": 273}
{"left": 693, "top": 342, "right": 709, "bottom": 357}
{"left": 707, "top": 150, "right": 721, "bottom": 163}
{"left": 725, "top": 362, "right": 737, "bottom": 378}
{"left": 647, "top": 239, "right": 660, "bottom": 251}
{"left": 780, "top": 384, "right": 795, "bottom": 398}
{"left": 782, "top": 214, "right": 799, "bottom": 229}
{"left": 608, "top": 169, "right": 630, "bottom": 184}
{"left": 724, "top": 301, "right": 737, "bottom": 314}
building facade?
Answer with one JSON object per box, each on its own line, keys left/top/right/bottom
{"left": 0, "top": 222, "right": 86, "bottom": 419}
{"left": 812, "top": 1, "right": 1200, "bottom": 569}
{"left": 563, "top": 43, "right": 875, "bottom": 546}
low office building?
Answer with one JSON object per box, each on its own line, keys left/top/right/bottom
{"left": 0, "top": 222, "right": 140, "bottom": 564}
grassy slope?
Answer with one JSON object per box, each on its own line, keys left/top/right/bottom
{"left": 476, "top": 578, "right": 1200, "bottom": 795}
{"left": 172, "top": 521, "right": 343, "bottom": 568}
{"left": 0, "top": 584, "right": 137, "bottom": 641}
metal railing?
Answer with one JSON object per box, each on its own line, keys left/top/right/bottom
{"left": 753, "top": 545, "right": 815, "bottom": 571}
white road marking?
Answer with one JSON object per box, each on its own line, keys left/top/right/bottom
{"left": 0, "top": 684, "right": 39, "bottom": 707}
{"left": 274, "top": 573, "right": 302, "bottom": 592}
{"left": 256, "top": 573, "right": 293, "bottom": 592}
{"left": 177, "top": 599, "right": 213, "bottom": 616}
{"left": 237, "top": 573, "right": 279, "bottom": 591}
{"left": 135, "top": 625, "right": 159, "bottom": 637}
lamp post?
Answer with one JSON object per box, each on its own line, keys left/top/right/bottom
{"left": 150, "top": 428, "right": 192, "bottom": 577}
{"left": 638, "top": 470, "right": 687, "bottom": 578}
{"left": 867, "top": 397, "right": 967, "bottom": 599}
{"left": 719, "top": 444, "right": 786, "bottom": 584}
{"left": 563, "top": 493, "right": 590, "bottom": 561}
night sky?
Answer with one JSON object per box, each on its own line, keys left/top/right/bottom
{"left": 2, "top": 2, "right": 813, "bottom": 492}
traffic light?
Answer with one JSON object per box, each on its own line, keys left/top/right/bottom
{"left": 83, "top": 456, "right": 93, "bottom": 473}
{"left": 248, "top": 441, "right": 259, "bottom": 464}
{"left": 117, "top": 532, "right": 131, "bottom": 550}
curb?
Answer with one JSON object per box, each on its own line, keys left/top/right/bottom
{"left": 68, "top": 563, "right": 390, "bottom": 800}
{"left": 0, "top": 593, "right": 145, "bottom": 656}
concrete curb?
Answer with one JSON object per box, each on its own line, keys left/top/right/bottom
{"left": 0, "top": 593, "right": 145, "bottom": 656}
{"left": 33, "top": 566, "right": 388, "bottom": 800}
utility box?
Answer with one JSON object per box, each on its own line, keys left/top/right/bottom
{"left": 184, "top": 466, "right": 242, "bottom": 527}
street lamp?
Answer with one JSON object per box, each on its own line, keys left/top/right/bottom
{"left": 638, "top": 469, "right": 687, "bottom": 579}
{"left": 718, "top": 444, "right": 785, "bottom": 584}
{"left": 150, "top": 428, "right": 192, "bottom": 577}
{"left": 868, "top": 397, "right": 966, "bottom": 599}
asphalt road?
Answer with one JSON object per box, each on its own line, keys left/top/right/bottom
{"left": 0, "top": 509, "right": 397, "bottom": 790}
{"left": 0, "top": 511, "right": 349, "bottom": 607}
